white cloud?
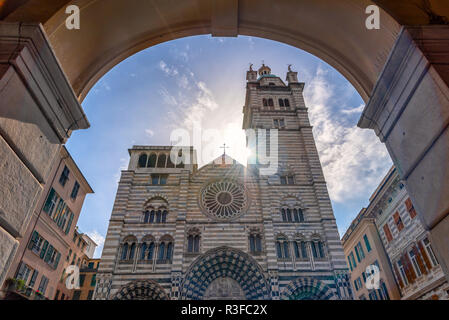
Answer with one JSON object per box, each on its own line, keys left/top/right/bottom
{"left": 86, "top": 230, "right": 105, "bottom": 258}
{"left": 145, "top": 129, "right": 154, "bottom": 137}
{"left": 341, "top": 104, "right": 365, "bottom": 115}
{"left": 113, "top": 157, "right": 129, "bottom": 183}
{"left": 159, "top": 60, "right": 179, "bottom": 76}
{"left": 304, "top": 66, "right": 392, "bottom": 203}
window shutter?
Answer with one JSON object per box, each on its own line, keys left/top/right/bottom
{"left": 29, "top": 270, "right": 38, "bottom": 288}
{"left": 44, "top": 245, "right": 54, "bottom": 263}
{"left": 40, "top": 240, "right": 49, "bottom": 259}
{"left": 403, "top": 254, "right": 416, "bottom": 282}
{"left": 54, "top": 252, "right": 61, "bottom": 269}
{"left": 15, "top": 262, "right": 26, "bottom": 279}
{"left": 413, "top": 245, "right": 427, "bottom": 275}
{"left": 417, "top": 241, "right": 432, "bottom": 270}
{"left": 28, "top": 231, "right": 39, "bottom": 250}
{"left": 405, "top": 198, "right": 413, "bottom": 211}
{"left": 65, "top": 212, "right": 74, "bottom": 234}
{"left": 43, "top": 189, "right": 55, "bottom": 213}
{"left": 383, "top": 224, "right": 393, "bottom": 242}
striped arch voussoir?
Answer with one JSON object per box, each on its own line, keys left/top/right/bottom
{"left": 113, "top": 280, "right": 169, "bottom": 300}
{"left": 281, "top": 277, "right": 337, "bottom": 300}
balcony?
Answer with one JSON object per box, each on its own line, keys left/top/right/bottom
{"left": 2, "top": 279, "right": 49, "bottom": 300}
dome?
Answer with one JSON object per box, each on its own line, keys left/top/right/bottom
{"left": 258, "top": 64, "right": 271, "bottom": 76}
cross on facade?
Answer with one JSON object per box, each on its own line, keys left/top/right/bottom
{"left": 220, "top": 143, "right": 229, "bottom": 155}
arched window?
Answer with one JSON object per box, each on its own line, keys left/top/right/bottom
{"left": 140, "top": 243, "right": 147, "bottom": 260}
{"left": 149, "top": 210, "right": 155, "bottom": 223}
{"left": 121, "top": 243, "right": 128, "bottom": 260}
{"left": 166, "top": 242, "right": 173, "bottom": 260}
{"left": 158, "top": 243, "right": 165, "bottom": 261}
{"left": 281, "top": 208, "right": 287, "bottom": 222}
{"left": 300, "top": 241, "right": 308, "bottom": 258}
{"left": 129, "top": 243, "right": 136, "bottom": 260}
{"left": 143, "top": 210, "right": 150, "bottom": 223}
{"left": 268, "top": 98, "right": 274, "bottom": 107}
{"left": 284, "top": 99, "right": 290, "bottom": 107}
{"left": 278, "top": 99, "right": 284, "bottom": 107}
{"left": 156, "top": 210, "right": 161, "bottom": 223}
{"left": 293, "top": 241, "right": 300, "bottom": 258}
{"left": 193, "top": 236, "right": 200, "bottom": 253}
{"left": 138, "top": 154, "right": 147, "bottom": 168}
{"left": 162, "top": 210, "right": 167, "bottom": 223}
{"left": 318, "top": 241, "right": 325, "bottom": 258}
{"left": 263, "top": 98, "right": 268, "bottom": 107}
{"left": 147, "top": 153, "right": 157, "bottom": 168}
{"left": 286, "top": 209, "right": 292, "bottom": 222}
{"left": 175, "top": 149, "right": 184, "bottom": 168}
{"left": 311, "top": 241, "right": 318, "bottom": 259}
{"left": 188, "top": 235, "right": 194, "bottom": 252}
{"left": 166, "top": 154, "right": 175, "bottom": 168}
{"left": 148, "top": 242, "right": 155, "bottom": 260}
{"left": 276, "top": 236, "right": 290, "bottom": 259}
{"left": 157, "top": 154, "right": 167, "bottom": 168}
{"left": 187, "top": 231, "right": 200, "bottom": 253}
{"left": 249, "top": 235, "right": 256, "bottom": 252}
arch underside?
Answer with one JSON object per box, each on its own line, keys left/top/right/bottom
{"left": 113, "top": 280, "right": 169, "bottom": 300}
{"left": 180, "top": 247, "right": 270, "bottom": 300}
{"left": 281, "top": 277, "right": 337, "bottom": 300}
{"left": 2, "top": 0, "right": 412, "bottom": 102}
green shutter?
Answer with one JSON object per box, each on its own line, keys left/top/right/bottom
{"left": 28, "top": 231, "right": 39, "bottom": 250}
{"left": 44, "top": 244, "right": 53, "bottom": 262}
{"left": 43, "top": 189, "right": 55, "bottom": 213}
{"left": 53, "top": 252, "right": 61, "bottom": 269}
{"left": 65, "top": 213, "right": 74, "bottom": 235}
{"left": 40, "top": 240, "right": 49, "bottom": 259}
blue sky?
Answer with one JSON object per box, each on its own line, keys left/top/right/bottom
{"left": 66, "top": 35, "right": 392, "bottom": 257}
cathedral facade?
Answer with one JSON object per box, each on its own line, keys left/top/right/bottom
{"left": 94, "top": 65, "right": 352, "bottom": 300}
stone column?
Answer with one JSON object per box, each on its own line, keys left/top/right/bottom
{"left": 358, "top": 25, "right": 449, "bottom": 280}
{"left": 0, "top": 22, "right": 89, "bottom": 287}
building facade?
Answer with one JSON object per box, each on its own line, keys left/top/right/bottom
{"left": 95, "top": 65, "right": 352, "bottom": 300}
{"left": 1, "top": 146, "right": 93, "bottom": 300}
{"left": 55, "top": 228, "right": 97, "bottom": 300}
{"left": 372, "top": 168, "right": 449, "bottom": 300}
{"left": 342, "top": 208, "right": 401, "bottom": 300}
{"left": 72, "top": 258, "right": 100, "bottom": 300}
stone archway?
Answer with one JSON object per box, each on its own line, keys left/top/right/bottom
{"left": 112, "top": 280, "right": 169, "bottom": 300}
{"left": 180, "top": 246, "right": 270, "bottom": 300}
{"left": 281, "top": 277, "right": 337, "bottom": 300}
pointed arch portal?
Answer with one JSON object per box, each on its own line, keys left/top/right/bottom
{"left": 180, "top": 247, "right": 270, "bottom": 300}
{"left": 281, "top": 278, "right": 337, "bottom": 300}
{"left": 113, "top": 280, "right": 169, "bottom": 300}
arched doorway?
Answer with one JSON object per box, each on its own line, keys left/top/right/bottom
{"left": 281, "top": 278, "right": 337, "bottom": 300}
{"left": 112, "top": 279, "right": 169, "bottom": 300}
{"left": 180, "top": 246, "right": 270, "bottom": 300}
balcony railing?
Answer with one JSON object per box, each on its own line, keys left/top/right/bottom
{"left": 3, "top": 279, "right": 49, "bottom": 300}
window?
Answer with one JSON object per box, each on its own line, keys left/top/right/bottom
{"left": 147, "top": 153, "right": 157, "bottom": 167}
{"left": 363, "top": 234, "right": 372, "bottom": 252}
{"left": 151, "top": 174, "right": 168, "bottom": 185}
{"left": 88, "top": 262, "right": 94, "bottom": 269}
{"left": 280, "top": 175, "right": 294, "bottom": 185}
{"left": 268, "top": 98, "right": 274, "bottom": 108}
{"left": 121, "top": 243, "right": 128, "bottom": 260}
{"left": 293, "top": 208, "right": 304, "bottom": 222}
{"left": 393, "top": 211, "right": 404, "bottom": 232}
{"left": 43, "top": 188, "right": 59, "bottom": 216}
{"left": 90, "top": 274, "right": 96, "bottom": 287}
{"left": 397, "top": 260, "right": 409, "bottom": 286}
{"left": 72, "top": 290, "right": 81, "bottom": 300}
{"left": 349, "top": 252, "right": 357, "bottom": 269}
{"left": 354, "top": 277, "right": 362, "bottom": 291}
{"left": 380, "top": 281, "right": 390, "bottom": 300}
{"left": 138, "top": 154, "right": 147, "bottom": 167}
{"left": 157, "top": 154, "right": 167, "bottom": 168}
{"left": 423, "top": 238, "right": 438, "bottom": 266}
{"left": 16, "top": 263, "right": 32, "bottom": 284}
{"left": 59, "top": 166, "right": 70, "bottom": 186}
{"left": 355, "top": 242, "right": 365, "bottom": 262}
{"left": 87, "top": 290, "right": 94, "bottom": 300}
{"left": 187, "top": 235, "right": 200, "bottom": 253}
{"left": 405, "top": 198, "right": 417, "bottom": 219}
{"left": 262, "top": 98, "right": 268, "bottom": 107}
{"left": 273, "top": 118, "right": 285, "bottom": 129}
{"left": 278, "top": 99, "right": 284, "bottom": 107}
{"left": 383, "top": 224, "right": 393, "bottom": 242}
{"left": 368, "top": 290, "right": 378, "bottom": 300}
{"left": 276, "top": 237, "right": 290, "bottom": 259}
{"left": 347, "top": 256, "right": 353, "bottom": 272}
{"left": 38, "top": 276, "right": 49, "bottom": 295}
{"left": 409, "top": 250, "right": 422, "bottom": 277}
{"left": 284, "top": 99, "right": 290, "bottom": 107}
{"left": 300, "top": 241, "right": 308, "bottom": 259}
{"left": 70, "top": 181, "right": 80, "bottom": 199}
{"left": 129, "top": 243, "right": 136, "bottom": 260}
{"left": 249, "top": 234, "right": 262, "bottom": 254}
{"left": 79, "top": 274, "right": 85, "bottom": 287}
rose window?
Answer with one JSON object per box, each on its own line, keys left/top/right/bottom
{"left": 200, "top": 180, "right": 249, "bottom": 220}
